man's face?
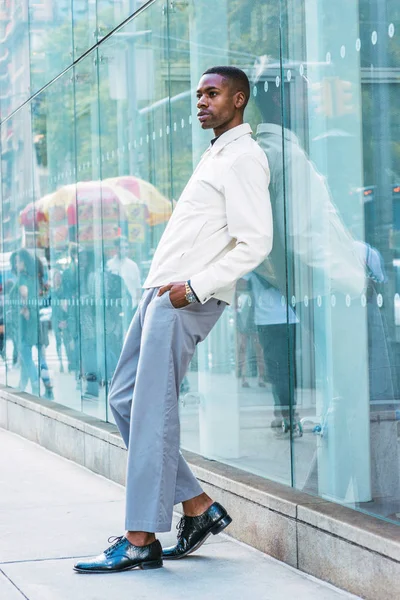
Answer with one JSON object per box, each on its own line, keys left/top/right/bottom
{"left": 119, "top": 242, "right": 129, "bottom": 258}
{"left": 196, "top": 74, "right": 241, "bottom": 132}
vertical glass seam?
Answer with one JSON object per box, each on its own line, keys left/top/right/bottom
{"left": 94, "top": 48, "right": 110, "bottom": 421}
{"left": 278, "top": 3, "right": 295, "bottom": 489}
{"left": 71, "top": 63, "right": 84, "bottom": 413}
{"left": 165, "top": 0, "right": 175, "bottom": 209}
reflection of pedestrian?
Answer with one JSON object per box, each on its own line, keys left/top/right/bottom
{"left": 104, "top": 237, "right": 141, "bottom": 383}
{"left": 61, "top": 244, "right": 80, "bottom": 373}
{"left": 51, "top": 269, "right": 68, "bottom": 373}
{"left": 15, "top": 249, "right": 40, "bottom": 396}
{"left": 37, "top": 255, "right": 54, "bottom": 400}
{"left": 6, "top": 253, "right": 19, "bottom": 366}
{"left": 235, "top": 277, "right": 265, "bottom": 388}
{"left": 106, "top": 236, "right": 141, "bottom": 311}
{"left": 252, "top": 66, "right": 375, "bottom": 501}
{"left": 247, "top": 272, "right": 299, "bottom": 427}
{"left": 78, "top": 249, "right": 99, "bottom": 398}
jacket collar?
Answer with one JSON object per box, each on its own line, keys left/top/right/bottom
{"left": 208, "top": 123, "right": 252, "bottom": 156}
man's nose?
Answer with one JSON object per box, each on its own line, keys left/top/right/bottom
{"left": 197, "top": 95, "right": 207, "bottom": 108}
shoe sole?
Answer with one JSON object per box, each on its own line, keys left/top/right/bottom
{"left": 73, "top": 559, "right": 163, "bottom": 573}
{"left": 163, "top": 514, "right": 232, "bottom": 560}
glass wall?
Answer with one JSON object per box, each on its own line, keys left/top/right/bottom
{"left": 0, "top": 0, "right": 399, "bottom": 528}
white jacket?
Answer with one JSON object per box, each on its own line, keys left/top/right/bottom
{"left": 144, "top": 123, "right": 273, "bottom": 304}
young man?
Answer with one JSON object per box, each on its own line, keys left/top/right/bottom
{"left": 74, "top": 66, "right": 273, "bottom": 574}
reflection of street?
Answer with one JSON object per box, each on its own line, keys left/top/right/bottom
{"left": 0, "top": 325, "right": 317, "bottom": 486}
{"left": 179, "top": 370, "right": 317, "bottom": 488}
{"left": 0, "top": 334, "right": 105, "bottom": 420}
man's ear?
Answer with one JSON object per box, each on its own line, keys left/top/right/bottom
{"left": 235, "top": 91, "right": 246, "bottom": 109}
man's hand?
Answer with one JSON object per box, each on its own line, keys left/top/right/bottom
{"left": 158, "top": 281, "right": 189, "bottom": 308}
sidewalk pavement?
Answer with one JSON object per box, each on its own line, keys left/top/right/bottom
{"left": 0, "top": 428, "right": 361, "bottom": 600}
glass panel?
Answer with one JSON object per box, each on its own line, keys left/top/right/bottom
{"left": 97, "top": 1, "right": 172, "bottom": 402}
{"left": 73, "top": 1, "right": 155, "bottom": 60}
{"left": 74, "top": 50, "right": 107, "bottom": 420}
{"left": 0, "top": 1, "right": 30, "bottom": 120}
{"left": 283, "top": 0, "right": 400, "bottom": 524}
{"left": 72, "top": 0, "right": 97, "bottom": 60}
{"left": 173, "top": 1, "right": 290, "bottom": 484}
{"left": 29, "top": 69, "right": 81, "bottom": 409}
{"left": 29, "top": 0, "right": 73, "bottom": 94}
{"left": 96, "top": 0, "right": 140, "bottom": 41}
{"left": 1, "top": 105, "right": 40, "bottom": 395}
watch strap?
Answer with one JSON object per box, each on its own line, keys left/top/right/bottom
{"left": 185, "top": 281, "right": 198, "bottom": 303}
{"left": 187, "top": 280, "right": 200, "bottom": 302}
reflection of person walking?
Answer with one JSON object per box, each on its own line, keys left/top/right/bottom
{"left": 106, "top": 236, "right": 141, "bottom": 312}
{"left": 15, "top": 250, "right": 40, "bottom": 396}
{"left": 74, "top": 66, "right": 273, "bottom": 574}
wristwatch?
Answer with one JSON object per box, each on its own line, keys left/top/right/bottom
{"left": 185, "top": 281, "right": 199, "bottom": 304}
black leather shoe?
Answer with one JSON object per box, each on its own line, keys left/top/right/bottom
{"left": 74, "top": 536, "right": 163, "bottom": 573}
{"left": 162, "top": 502, "right": 232, "bottom": 560}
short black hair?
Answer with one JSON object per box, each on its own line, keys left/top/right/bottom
{"left": 202, "top": 66, "right": 250, "bottom": 109}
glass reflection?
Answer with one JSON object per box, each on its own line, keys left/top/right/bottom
{"left": 168, "top": 0, "right": 292, "bottom": 486}
{"left": 279, "top": 0, "right": 400, "bottom": 524}
{"left": 0, "top": 0, "right": 30, "bottom": 120}
{"left": 29, "top": 0, "right": 73, "bottom": 94}
{"left": 0, "top": 0, "right": 398, "bottom": 528}
{"left": 97, "top": 6, "right": 172, "bottom": 395}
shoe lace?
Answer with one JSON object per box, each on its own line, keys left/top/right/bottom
{"left": 176, "top": 517, "right": 187, "bottom": 538}
{"left": 104, "top": 535, "right": 124, "bottom": 556}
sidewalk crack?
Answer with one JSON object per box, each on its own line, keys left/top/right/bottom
{"left": 0, "top": 568, "right": 30, "bottom": 599}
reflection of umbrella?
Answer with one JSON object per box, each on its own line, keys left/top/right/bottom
{"left": 20, "top": 193, "right": 52, "bottom": 229}
{"left": 19, "top": 176, "right": 172, "bottom": 247}
{"left": 108, "top": 176, "right": 172, "bottom": 226}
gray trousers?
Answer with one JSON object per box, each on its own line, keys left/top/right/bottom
{"left": 109, "top": 288, "right": 225, "bottom": 532}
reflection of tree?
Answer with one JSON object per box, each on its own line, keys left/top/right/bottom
{"left": 226, "top": 0, "right": 281, "bottom": 57}
{"left": 359, "top": 0, "right": 400, "bottom": 68}
{"left": 31, "top": 0, "right": 286, "bottom": 200}
{"left": 30, "top": 17, "right": 73, "bottom": 94}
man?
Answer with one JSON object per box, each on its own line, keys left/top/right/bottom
{"left": 106, "top": 236, "right": 141, "bottom": 311}
{"left": 74, "top": 66, "right": 272, "bottom": 574}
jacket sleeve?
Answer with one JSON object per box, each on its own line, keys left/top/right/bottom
{"left": 190, "top": 153, "right": 273, "bottom": 304}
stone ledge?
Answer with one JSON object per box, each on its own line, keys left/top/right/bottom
{"left": 0, "top": 386, "right": 123, "bottom": 447}
{"left": 297, "top": 501, "right": 400, "bottom": 563}
{"left": 184, "top": 449, "right": 400, "bottom": 563}
{"left": 0, "top": 385, "right": 399, "bottom": 600}
{"left": 297, "top": 522, "right": 400, "bottom": 600}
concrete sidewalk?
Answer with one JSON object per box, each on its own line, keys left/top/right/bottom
{"left": 0, "top": 428, "right": 361, "bottom": 600}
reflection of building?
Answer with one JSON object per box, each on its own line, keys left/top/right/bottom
{"left": 0, "top": 1, "right": 30, "bottom": 251}
{"left": 0, "top": 2, "right": 399, "bottom": 598}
